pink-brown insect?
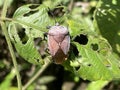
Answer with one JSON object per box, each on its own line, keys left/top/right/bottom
{"left": 48, "top": 23, "right": 70, "bottom": 64}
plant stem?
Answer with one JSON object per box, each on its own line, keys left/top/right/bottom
{"left": 0, "top": 17, "right": 13, "bottom": 21}
{"left": 0, "top": 0, "right": 22, "bottom": 90}
{"left": 0, "top": 17, "right": 47, "bottom": 32}
{"left": 22, "top": 61, "right": 51, "bottom": 90}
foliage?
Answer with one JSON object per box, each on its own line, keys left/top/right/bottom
{"left": 8, "top": 4, "right": 54, "bottom": 65}
{"left": 8, "top": 0, "right": 120, "bottom": 80}
{"left": 87, "top": 80, "right": 109, "bottom": 90}
{"left": 0, "top": 68, "right": 17, "bottom": 90}
{"left": 1, "top": 0, "right": 120, "bottom": 90}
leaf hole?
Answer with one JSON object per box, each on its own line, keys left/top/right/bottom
{"left": 75, "top": 66, "right": 80, "bottom": 71}
{"left": 74, "top": 34, "right": 88, "bottom": 45}
{"left": 29, "top": 5, "right": 39, "bottom": 9}
{"left": 87, "top": 64, "right": 92, "bottom": 67}
{"left": 41, "top": 55, "right": 46, "bottom": 59}
{"left": 71, "top": 44, "right": 79, "bottom": 56}
{"left": 18, "top": 29, "right": 29, "bottom": 44}
{"left": 34, "top": 38, "right": 47, "bottom": 58}
{"left": 13, "top": 36, "right": 17, "bottom": 43}
{"left": 91, "top": 43, "right": 99, "bottom": 51}
{"left": 23, "top": 10, "right": 39, "bottom": 17}
{"left": 36, "top": 58, "right": 40, "bottom": 62}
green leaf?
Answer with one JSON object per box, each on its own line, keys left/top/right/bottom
{"left": 64, "top": 10, "right": 120, "bottom": 80}
{"left": 74, "top": 43, "right": 111, "bottom": 80}
{"left": 8, "top": 23, "right": 43, "bottom": 65}
{"left": 66, "top": 0, "right": 120, "bottom": 81}
{"left": 13, "top": 4, "right": 31, "bottom": 18}
{"left": 13, "top": 4, "right": 54, "bottom": 29}
{"left": 67, "top": 20, "right": 87, "bottom": 37}
{"left": 86, "top": 80, "right": 109, "bottom": 90}
{"left": 8, "top": 4, "right": 55, "bottom": 65}
{"left": 0, "top": 69, "right": 16, "bottom": 90}
{"left": 64, "top": 1, "right": 120, "bottom": 80}
{"left": 94, "top": 0, "right": 120, "bottom": 55}
{"left": 71, "top": 36, "right": 120, "bottom": 80}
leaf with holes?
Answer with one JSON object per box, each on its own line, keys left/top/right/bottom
{"left": 8, "top": 4, "right": 54, "bottom": 65}
{"left": 94, "top": 0, "right": 120, "bottom": 55}
{"left": 8, "top": 23, "right": 43, "bottom": 65}
{"left": 71, "top": 36, "right": 120, "bottom": 80}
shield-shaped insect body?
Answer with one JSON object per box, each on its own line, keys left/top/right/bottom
{"left": 48, "top": 23, "right": 70, "bottom": 64}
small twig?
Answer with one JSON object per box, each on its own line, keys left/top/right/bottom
{"left": 68, "top": 0, "right": 74, "bottom": 11}
{"left": 22, "top": 61, "right": 51, "bottom": 90}
{"left": 0, "top": 17, "right": 13, "bottom": 21}
{"left": 0, "top": 0, "right": 22, "bottom": 90}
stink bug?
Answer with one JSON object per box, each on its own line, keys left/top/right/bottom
{"left": 48, "top": 23, "right": 70, "bottom": 64}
